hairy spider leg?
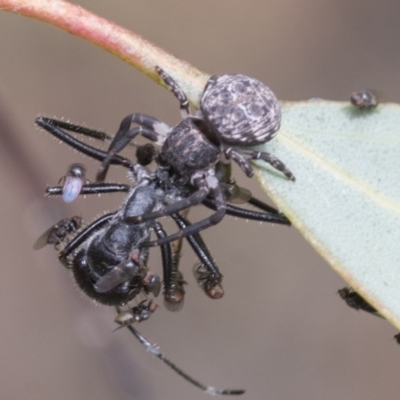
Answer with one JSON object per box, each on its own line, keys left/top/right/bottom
{"left": 42, "top": 117, "right": 142, "bottom": 150}
{"left": 246, "top": 196, "right": 281, "bottom": 215}
{"left": 46, "top": 183, "right": 130, "bottom": 196}
{"left": 39, "top": 118, "right": 113, "bottom": 141}
{"left": 202, "top": 197, "right": 291, "bottom": 226}
{"left": 172, "top": 213, "right": 224, "bottom": 299}
{"left": 153, "top": 220, "right": 185, "bottom": 311}
{"left": 225, "top": 148, "right": 295, "bottom": 181}
{"left": 36, "top": 117, "right": 134, "bottom": 169}
{"left": 96, "top": 113, "right": 170, "bottom": 182}
{"left": 155, "top": 66, "right": 191, "bottom": 119}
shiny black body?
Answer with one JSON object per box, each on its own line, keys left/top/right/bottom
{"left": 67, "top": 171, "right": 164, "bottom": 305}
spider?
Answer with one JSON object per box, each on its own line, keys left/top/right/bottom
{"left": 37, "top": 116, "right": 291, "bottom": 296}
{"left": 91, "top": 66, "right": 294, "bottom": 246}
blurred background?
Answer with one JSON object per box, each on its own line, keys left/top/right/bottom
{"left": 0, "top": 1, "right": 399, "bottom": 399}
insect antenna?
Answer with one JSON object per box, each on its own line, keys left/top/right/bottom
{"left": 126, "top": 325, "right": 245, "bottom": 396}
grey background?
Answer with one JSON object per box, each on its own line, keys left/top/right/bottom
{"left": 0, "top": 1, "right": 399, "bottom": 399}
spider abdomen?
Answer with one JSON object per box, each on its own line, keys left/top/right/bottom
{"left": 200, "top": 74, "right": 281, "bottom": 146}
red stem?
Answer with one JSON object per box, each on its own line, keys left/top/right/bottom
{"left": 0, "top": 0, "right": 209, "bottom": 104}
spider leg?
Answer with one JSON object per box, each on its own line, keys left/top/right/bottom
{"left": 153, "top": 221, "right": 185, "bottom": 311}
{"left": 202, "top": 197, "right": 290, "bottom": 225}
{"left": 246, "top": 196, "right": 281, "bottom": 214}
{"left": 215, "top": 159, "right": 285, "bottom": 216}
{"left": 171, "top": 213, "right": 224, "bottom": 299}
{"left": 58, "top": 213, "right": 116, "bottom": 264}
{"left": 225, "top": 147, "right": 295, "bottom": 181}
{"left": 37, "top": 117, "right": 146, "bottom": 153}
{"left": 37, "top": 118, "right": 113, "bottom": 141}
{"left": 36, "top": 117, "right": 134, "bottom": 169}
{"left": 96, "top": 113, "right": 170, "bottom": 182}
{"left": 46, "top": 183, "right": 130, "bottom": 197}
{"left": 126, "top": 325, "right": 245, "bottom": 395}
{"left": 144, "top": 178, "right": 227, "bottom": 247}
{"left": 224, "top": 184, "right": 282, "bottom": 215}
{"left": 112, "top": 113, "right": 170, "bottom": 146}
{"left": 127, "top": 186, "right": 210, "bottom": 224}
{"left": 224, "top": 148, "right": 254, "bottom": 177}
{"left": 156, "top": 66, "right": 191, "bottom": 119}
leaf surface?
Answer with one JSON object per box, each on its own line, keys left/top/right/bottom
{"left": 254, "top": 101, "right": 400, "bottom": 329}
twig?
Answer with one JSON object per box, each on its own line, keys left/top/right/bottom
{"left": 0, "top": 0, "right": 209, "bottom": 105}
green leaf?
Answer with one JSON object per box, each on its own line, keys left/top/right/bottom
{"left": 254, "top": 101, "right": 400, "bottom": 330}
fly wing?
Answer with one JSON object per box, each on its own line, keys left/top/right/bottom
{"left": 62, "top": 176, "right": 83, "bottom": 203}
{"left": 226, "top": 183, "right": 252, "bottom": 204}
{"left": 33, "top": 225, "right": 56, "bottom": 250}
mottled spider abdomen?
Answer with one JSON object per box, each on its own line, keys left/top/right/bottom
{"left": 200, "top": 74, "right": 281, "bottom": 146}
